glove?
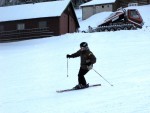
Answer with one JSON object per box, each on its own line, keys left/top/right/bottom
{"left": 86, "top": 62, "right": 93, "bottom": 70}
{"left": 87, "top": 64, "right": 93, "bottom": 70}
{"left": 66, "top": 54, "right": 71, "bottom": 58}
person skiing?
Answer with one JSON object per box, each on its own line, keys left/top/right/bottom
{"left": 66, "top": 42, "right": 96, "bottom": 89}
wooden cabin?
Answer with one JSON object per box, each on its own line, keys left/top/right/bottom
{"left": 80, "top": 0, "right": 116, "bottom": 20}
{"left": 0, "top": 0, "right": 79, "bottom": 42}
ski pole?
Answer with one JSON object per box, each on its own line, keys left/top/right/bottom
{"left": 93, "top": 68, "right": 113, "bottom": 86}
{"left": 67, "top": 58, "right": 69, "bottom": 77}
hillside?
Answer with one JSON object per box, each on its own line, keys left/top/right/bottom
{"left": 0, "top": 5, "right": 150, "bottom": 113}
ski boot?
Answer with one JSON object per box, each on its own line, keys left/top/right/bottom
{"left": 73, "top": 83, "right": 89, "bottom": 90}
{"left": 73, "top": 84, "right": 82, "bottom": 90}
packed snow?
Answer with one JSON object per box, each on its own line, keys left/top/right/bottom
{"left": 0, "top": 4, "right": 150, "bottom": 113}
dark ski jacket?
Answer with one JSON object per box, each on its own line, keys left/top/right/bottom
{"left": 70, "top": 48, "right": 96, "bottom": 70}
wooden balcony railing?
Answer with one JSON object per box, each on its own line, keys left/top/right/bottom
{"left": 0, "top": 27, "right": 54, "bottom": 42}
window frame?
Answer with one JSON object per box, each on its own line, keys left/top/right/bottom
{"left": 38, "top": 21, "right": 47, "bottom": 28}
{"left": 17, "top": 23, "right": 25, "bottom": 30}
{"left": 0, "top": 25, "right": 4, "bottom": 32}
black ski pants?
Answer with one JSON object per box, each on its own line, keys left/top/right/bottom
{"left": 78, "top": 67, "right": 89, "bottom": 85}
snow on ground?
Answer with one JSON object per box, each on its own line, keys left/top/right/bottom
{"left": 0, "top": 4, "right": 150, "bottom": 113}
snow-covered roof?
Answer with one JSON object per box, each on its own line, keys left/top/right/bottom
{"left": 80, "top": 0, "right": 116, "bottom": 7}
{"left": 0, "top": 0, "right": 70, "bottom": 22}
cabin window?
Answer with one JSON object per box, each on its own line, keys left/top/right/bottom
{"left": 39, "top": 21, "right": 47, "bottom": 28}
{"left": 17, "top": 23, "right": 25, "bottom": 30}
{"left": 102, "top": 5, "right": 104, "bottom": 8}
{"left": 128, "top": 3, "right": 138, "bottom": 7}
{"left": 0, "top": 25, "right": 4, "bottom": 32}
{"left": 130, "top": 10, "right": 140, "bottom": 18}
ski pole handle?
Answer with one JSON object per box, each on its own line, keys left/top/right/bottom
{"left": 67, "top": 58, "right": 68, "bottom": 77}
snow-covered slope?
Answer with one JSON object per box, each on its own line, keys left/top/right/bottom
{"left": 0, "top": 5, "right": 150, "bottom": 113}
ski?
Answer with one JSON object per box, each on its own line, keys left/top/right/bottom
{"left": 56, "top": 84, "right": 101, "bottom": 93}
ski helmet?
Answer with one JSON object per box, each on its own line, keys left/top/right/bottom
{"left": 80, "top": 42, "right": 88, "bottom": 48}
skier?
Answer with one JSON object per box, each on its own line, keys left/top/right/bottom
{"left": 66, "top": 42, "right": 96, "bottom": 89}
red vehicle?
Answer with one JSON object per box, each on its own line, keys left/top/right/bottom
{"left": 92, "top": 8, "right": 144, "bottom": 32}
